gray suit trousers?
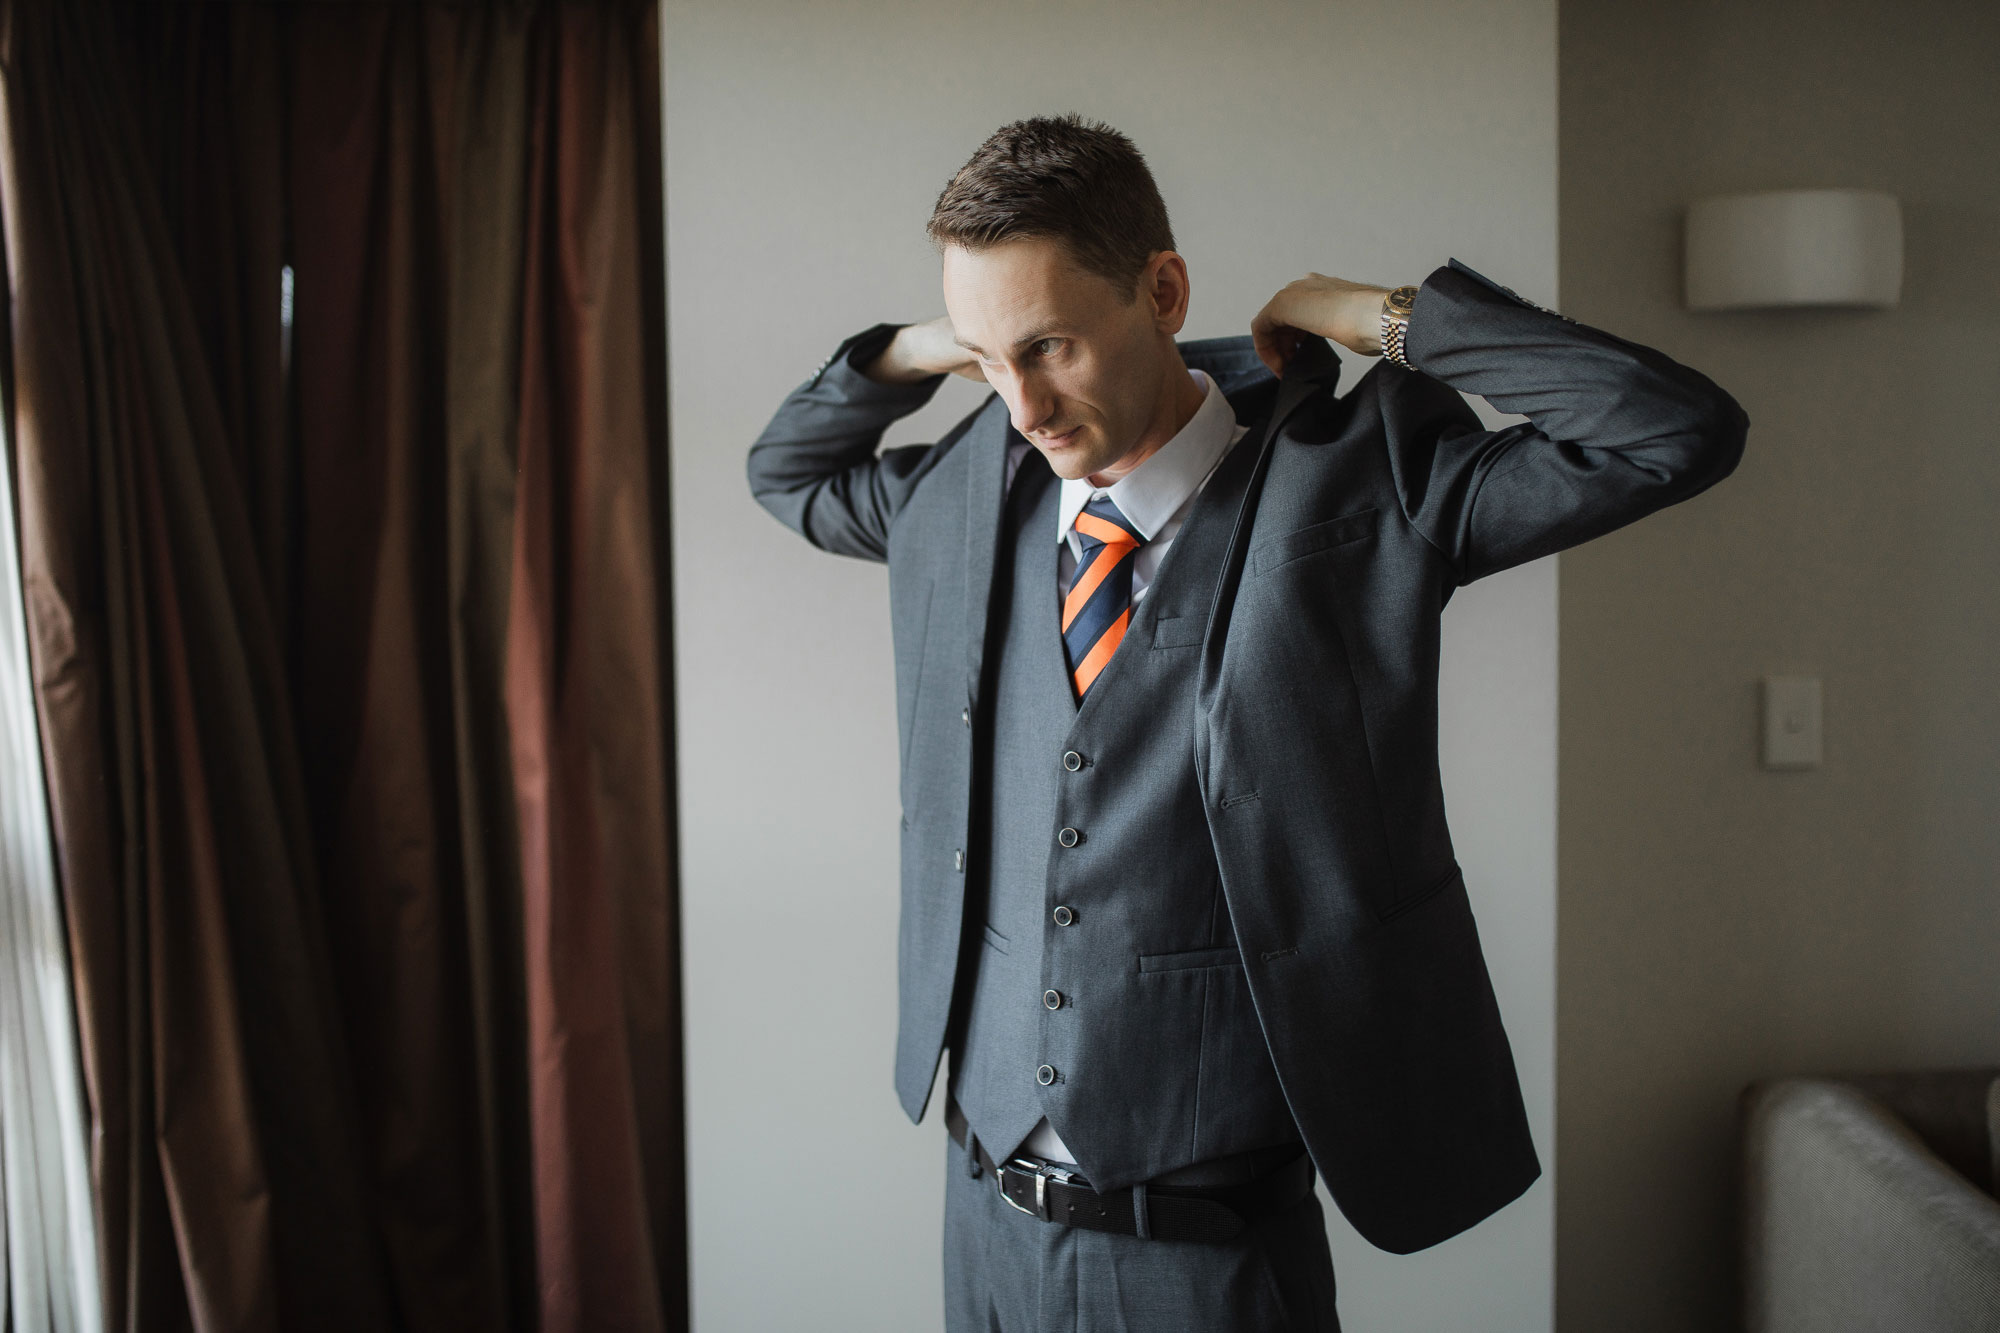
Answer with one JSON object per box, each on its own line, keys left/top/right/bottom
{"left": 942, "top": 1132, "right": 1342, "bottom": 1331}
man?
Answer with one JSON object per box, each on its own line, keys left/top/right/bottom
{"left": 747, "top": 114, "right": 1747, "bottom": 1331}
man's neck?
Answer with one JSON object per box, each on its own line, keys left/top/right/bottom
{"left": 1087, "top": 358, "right": 1208, "bottom": 489}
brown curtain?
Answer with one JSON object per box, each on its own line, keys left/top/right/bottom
{"left": 0, "top": 2, "right": 683, "bottom": 1330}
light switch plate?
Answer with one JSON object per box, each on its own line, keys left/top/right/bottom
{"left": 1761, "top": 675, "right": 1822, "bottom": 769}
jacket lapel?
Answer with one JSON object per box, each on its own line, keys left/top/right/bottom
{"left": 1194, "top": 335, "right": 1340, "bottom": 721}
{"left": 962, "top": 406, "right": 1012, "bottom": 694}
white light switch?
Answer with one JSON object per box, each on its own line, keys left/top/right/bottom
{"left": 1761, "top": 675, "right": 1822, "bottom": 769}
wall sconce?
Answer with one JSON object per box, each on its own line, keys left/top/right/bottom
{"left": 1684, "top": 188, "right": 1903, "bottom": 310}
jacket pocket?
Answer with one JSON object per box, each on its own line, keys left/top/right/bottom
{"left": 1379, "top": 863, "right": 1464, "bottom": 923}
{"left": 1250, "top": 506, "right": 1378, "bottom": 577}
{"left": 1137, "top": 944, "right": 1243, "bottom": 973}
{"left": 981, "top": 922, "right": 1011, "bottom": 955}
{"left": 1151, "top": 614, "right": 1206, "bottom": 649}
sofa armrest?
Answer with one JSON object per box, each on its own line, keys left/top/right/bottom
{"left": 1741, "top": 1077, "right": 2000, "bottom": 1333}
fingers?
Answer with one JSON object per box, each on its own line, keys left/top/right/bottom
{"left": 1251, "top": 279, "right": 1314, "bottom": 376}
{"left": 1252, "top": 323, "right": 1301, "bottom": 378}
{"left": 1249, "top": 308, "right": 1280, "bottom": 376}
{"left": 1253, "top": 336, "right": 1281, "bottom": 378}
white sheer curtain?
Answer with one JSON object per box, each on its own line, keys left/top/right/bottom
{"left": 0, "top": 377, "right": 101, "bottom": 1331}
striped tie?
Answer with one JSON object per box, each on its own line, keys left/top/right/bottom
{"left": 1062, "top": 494, "right": 1147, "bottom": 702}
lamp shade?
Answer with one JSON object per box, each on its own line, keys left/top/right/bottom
{"left": 1684, "top": 188, "right": 1902, "bottom": 310}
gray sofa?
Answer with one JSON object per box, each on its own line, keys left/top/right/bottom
{"left": 1740, "top": 1068, "right": 2000, "bottom": 1331}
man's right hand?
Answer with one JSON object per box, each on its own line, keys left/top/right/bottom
{"left": 861, "top": 315, "right": 987, "bottom": 384}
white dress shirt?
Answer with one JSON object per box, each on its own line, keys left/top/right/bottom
{"left": 994, "top": 366, "right": 1250, "bottom": 1164}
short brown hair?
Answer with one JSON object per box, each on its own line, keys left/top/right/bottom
{"left": 926, "top": 114, "right": 1175, "bottom": 303}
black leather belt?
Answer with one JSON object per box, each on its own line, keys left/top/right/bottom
{"left": 947, "top": 1106, "right": 1315, "bottom": 1244}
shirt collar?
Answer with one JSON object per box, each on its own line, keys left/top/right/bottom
{"left": 1056, "top": 368, "right": 1239, "bottom": 547}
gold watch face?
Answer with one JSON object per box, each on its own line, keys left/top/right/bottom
{"left": 1385, "top": 285, "right": 1418, "bottom": 316}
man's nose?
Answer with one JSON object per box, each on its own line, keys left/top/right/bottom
{"left": 1009, "top": 376, "right": 1057, "bottom": 436}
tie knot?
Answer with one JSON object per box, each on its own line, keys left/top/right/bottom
{"left": 1073, "top": 494, "right": 1143, "bottom": 551}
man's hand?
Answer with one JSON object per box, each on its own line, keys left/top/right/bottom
{"left": 861, "top": 315, "right": 987, "bottom": 385}
{"left": 1249, "top": 274, "right": 1397, "bottom": 376}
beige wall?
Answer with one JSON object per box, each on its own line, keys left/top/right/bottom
{"left": 1557, "top": 0, "right": 2000, "bottom": 1328}
{"left": 665, "top": 0, "right": 1559, "bottom": 1327}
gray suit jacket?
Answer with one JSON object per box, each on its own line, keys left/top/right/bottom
{"left": 747, "top": 258, "right": 1749, "bottom": 1253}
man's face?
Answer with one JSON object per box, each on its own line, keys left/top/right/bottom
{"left": 942, "top": 237, "right": 1183, "bottom": 484}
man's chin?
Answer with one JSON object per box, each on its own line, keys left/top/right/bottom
{"left": 1041, "top": 447, "right": 1107, "bottom": 482}
{"left": 1046, "top": 457, "right": 1092, "bottom": 481}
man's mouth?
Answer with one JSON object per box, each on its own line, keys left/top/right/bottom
{"left": 1037, "top": 428, "right": 1079, "bottom": 447}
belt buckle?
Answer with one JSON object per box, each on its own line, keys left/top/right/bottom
{"left": 998, "top": 1155, "right": 1075, "bottom": 1222}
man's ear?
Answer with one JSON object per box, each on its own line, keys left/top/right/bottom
{"left": 1144, "top": 251, "right": 1191, "bottom": 334}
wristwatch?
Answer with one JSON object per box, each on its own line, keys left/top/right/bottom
{"left": 1379, "top": 285, "right": 1418, "bottom": 369}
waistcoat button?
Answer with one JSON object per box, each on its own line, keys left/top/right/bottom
{"left": 1062, "top": 750, "right": 1083, "bottom": 772}
{"left": 1057, "top": 827, "right": 1080, "bottom": 848}
{"left": 1052, "top": 905, "right": 1074, "bottom": 927}
{"left": 1036, "top": 1064, "right": 1057, "bottom": 1086}
{"left": 1043, "top": 990, "right": 1063, "bottom": 1010}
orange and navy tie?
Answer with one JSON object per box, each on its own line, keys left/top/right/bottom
{"left": 1062, "top": 495, "right": 1147, "bottom": 701}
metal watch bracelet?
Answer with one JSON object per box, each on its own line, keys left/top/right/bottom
{"left": 1380, "top": 302, "right": 1413, "bottom": 370}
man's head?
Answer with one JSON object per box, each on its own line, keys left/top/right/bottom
{"left": 928, "top": 114, "right": 1200, "bottom": 486}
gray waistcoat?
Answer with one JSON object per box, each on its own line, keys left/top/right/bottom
{"left": 945, "top": 437, "right": 1300, "bottom": 1186}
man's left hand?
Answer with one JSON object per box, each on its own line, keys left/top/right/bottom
{"left": 1250, "top": 274, "right": 1396, "bottom": 376}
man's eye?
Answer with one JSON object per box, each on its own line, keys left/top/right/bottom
{"left": 1033, "top": 338, "right": 1061, "bottom": 357}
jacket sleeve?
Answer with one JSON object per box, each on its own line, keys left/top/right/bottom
{"left": 745, "top": 321, "right": 955, "bottom": 563}
{"left": 1390, "top": 258, "right": 1750, "bottom": 586}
